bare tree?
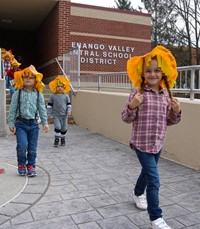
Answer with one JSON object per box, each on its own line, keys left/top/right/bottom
{"left": 140, "top": 0, "right": 200, "bottom": 66}
{"left": 141, "top": 0, "right": 180, "bottom": 47}
{"left": 114, "top": 0, "right": 132, "bottom": 10}
{"left": 173, "top": 0, "right": 200, "bottom": 64}
{"left": 192, "top": 0, "right": 200, "bottom": 64}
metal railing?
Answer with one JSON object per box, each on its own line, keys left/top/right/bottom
{"left": 70, "top": 65, "right": 200, "bottom": 100}
{"left": 174, "top": 65, "right": 200, "bottom": 100}
{"left": 62, "top": 46, "right": 80, "bottom": 93}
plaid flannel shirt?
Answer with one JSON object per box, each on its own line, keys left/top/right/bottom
{"left": 121, "top": 86, "right": 181, "bottom": 154}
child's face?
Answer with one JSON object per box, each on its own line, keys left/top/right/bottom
{"left": 143, "top": 59, "right": 162, "bottom": 89}
{"left": 22, "top": 75, "right": 36, "bottom": 88}
{"left": 56, "top": 84, "right": 65, "bottom": 94}
{"left": 5, "top": 56, "right": 10, "bottom": 61}
{"left": 13, "top": 65, "right": 18, "bottom": 71}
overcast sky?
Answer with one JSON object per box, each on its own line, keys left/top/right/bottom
{"left": 71, "top": 0, "right": 144, "bottom": 10}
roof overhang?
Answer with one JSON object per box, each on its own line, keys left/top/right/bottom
{"left": 0, "top": 0, "right": 58, "bottom": 31}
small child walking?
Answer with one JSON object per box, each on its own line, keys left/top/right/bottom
{"left": 2, "top": 49, "right": 14, "bottom": 80}
{"left": 121, "top": 46, "right": 181, "bottom": 229}
{"left": 6, "top": 58, "right": 21, "bottom": 99}
{"left": 47, "top": 76, "right": 71, "bottom": 147}
{"left": 8, "top": 65, "right": 49, "bottom": 177}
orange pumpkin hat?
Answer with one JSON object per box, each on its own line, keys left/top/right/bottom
{"left": 49, "top": 76, "right": 70, "bottom": 94}
{"left": 11, "top": 58, "right": 21, "bottom": 67}
{"left": 2, "top": 50, "right": 14, "bottom": 60}
{"left": 1, "top": 48, "right": 7, "bottom": 56}
{"left": 14, "top": 65, "right": 45, "bottom": 92}
{"left": 127, "top": 45, "right": 178, "bottom": 89}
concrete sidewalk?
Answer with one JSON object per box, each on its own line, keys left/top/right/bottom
{"left": 0, "top": 124, "right": 200, "bottom": 229}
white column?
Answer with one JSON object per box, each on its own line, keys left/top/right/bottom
{"left": 0, "top": 79, "right": 7, "bottom": 137}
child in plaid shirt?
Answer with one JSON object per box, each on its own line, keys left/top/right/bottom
{"left": 122, "top": 46, "right": 181, "bottom": 229}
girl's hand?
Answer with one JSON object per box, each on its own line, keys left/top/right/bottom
{"left": 171, "top": 98, "right": 181, "bottom": 114}
{"left": 128, "top": 93, "right": 143, "bottom": 110}
{"left": 9, "top": 127, "right": 15, "bottom": 133}
{"left": 67, "top": 112, "right": 71, "bottom": 117}
{"left": 43, "top": 125, "right": 49, "bottom": 133}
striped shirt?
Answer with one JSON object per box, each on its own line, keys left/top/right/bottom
{"left": 121, "top": 86, "right": 181, "bottom": 154}
{"left": 8, "top": 88, "right": 48, "bottom": 128}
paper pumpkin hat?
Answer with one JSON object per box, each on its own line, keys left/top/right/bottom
{"left": 127, "top": 45, "right": 178, "bottom": 89}
{"left": 11, "top": 58, "right": 21, "bottom": 67}
{"left": 2, "top": 50, "right": 14, "bottom": 60}
{"left": 49, "top": 76, "right": 71, "bottom": 94}
{"left": 1, "top": 48, "right": 7, "bottom": 56}
{"left": 14, "top": 65, "right": 45, "bottom": 92}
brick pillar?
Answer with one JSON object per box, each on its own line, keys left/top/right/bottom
{"left": 58, "top": 0, "right": 71, "bottom": 55}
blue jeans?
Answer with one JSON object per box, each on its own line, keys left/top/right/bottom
{"left": 9, "top": 85, "right": 15, "bottom": 99}
{"left": 5, "top": 75, "right": 10, "bottom": 89}
{"left": 134, "top": 148, "right": 162, "bottom": 221}
{"left": 5, "top": 76, "right": 15, "bottom": 98}
{"left": 15, "top": 119, "right": 39, "bottom": 167}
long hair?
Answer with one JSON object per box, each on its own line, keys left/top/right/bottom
{"left": 140, "top": 77, "right": 145, "bottom": 94}
{"left": 163, "top": 75, "right": 172, "bottom": 99}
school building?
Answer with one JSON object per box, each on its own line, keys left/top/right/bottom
{"left": 0, "top": 0, "right": 151, "bottom": 82}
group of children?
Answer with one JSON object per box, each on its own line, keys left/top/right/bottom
{"left": 8, "top": 64, "right": 72, "bottom": 177}
{"left": 1, "top": 48, "right": 21, "bottom": 98}
{"left": 7, "top": 45, "right": 181, "bottom": 229}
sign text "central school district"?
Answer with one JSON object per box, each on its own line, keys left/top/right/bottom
{"left": 71, "top": 42, "right": 135, "bottom": 65}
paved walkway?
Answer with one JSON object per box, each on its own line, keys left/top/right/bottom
{"left": 0, "top": 124, "right": 200, "bottom": 229}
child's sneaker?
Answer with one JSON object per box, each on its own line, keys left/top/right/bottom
{"left": 151, "top": 218, "right": 171, "bottom": 229}
{"left": 18, "top": 164, "right": 26, "bottom": 176}
{"left": 27, "top": 165, "right": 37, "bottom": 177}
{"left": 61, "top": 138, "right": 65, "bottom": 146}
{"left": 54, "top": 137, "right": 59, "bottom": 147}
{"left": 131, "top": 193, "right": 147, "bottom": 210}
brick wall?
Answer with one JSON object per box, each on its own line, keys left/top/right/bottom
{"left": 70, "top": 36, "right": 150, "bottom": 72}
{"left": 38, "top": 1, "right": 151, "bottom": 79}
{"left": 37, "top": 1, "right": 71, "bottom": 79}
{"left": 70, "top": 16, "right": 150, "bottom": 40}
{"left": 0, "top": 1, "right": 151, "bottom": 80}
{"left": 69, "top": 3, "right": 151, "bottom": 74}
